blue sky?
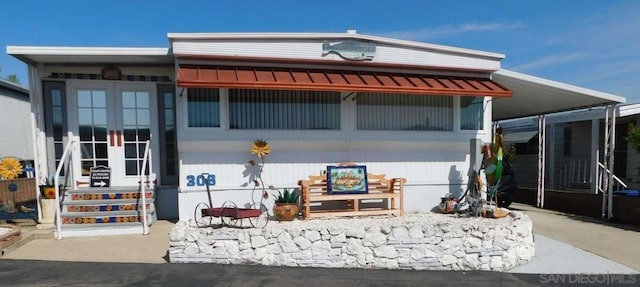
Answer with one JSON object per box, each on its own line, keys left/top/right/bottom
{"left": 1, "top": 0, "right": 639, "bottom": 102}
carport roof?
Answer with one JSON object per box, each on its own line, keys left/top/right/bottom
{"left": 492, "top": 69, "right": 625, "bottom": 121}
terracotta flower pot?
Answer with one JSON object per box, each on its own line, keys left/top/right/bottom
{"left": 273, "top": 203, "right": 299, "bottom": 221}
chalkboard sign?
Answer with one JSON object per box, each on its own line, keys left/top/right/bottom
{"left": 90, "top": 165, "right": 111, "bottom": 188}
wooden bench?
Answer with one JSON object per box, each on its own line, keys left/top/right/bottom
{"left": 298, "top": 172, "right": 406, "bottom": 220}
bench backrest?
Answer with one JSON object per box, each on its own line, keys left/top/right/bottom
{"left": 298, "top": 173, "right": 405, "bottom": 197}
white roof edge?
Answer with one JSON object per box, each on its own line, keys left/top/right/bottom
{"left": 167, "top": 32, "right": 505, "bottom": 60}
{"left": 618, "top": 103, "right": 640, "bottom": 117}
{"left": 7, "top": 46, "right": 170, "bottom": 56}
{"left": 495, "top": 69, "right": 626, "bottom": 104}
{"left": 0, "top": 78, "right": 28, "bottom": 94}
{"left": 500, "top": 103, "right": 640, "bottom": 125}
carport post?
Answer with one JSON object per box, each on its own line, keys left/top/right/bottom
{"left": 601, "top": 104, "right": 616, "bottom": 220}
{"left": 537, "top": 114, "right": 546, "bottom": 208}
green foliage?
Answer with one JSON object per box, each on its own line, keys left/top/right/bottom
{"left": 0, "top": 66, "right": 20, "bottom": 84}
{"left": 41, "top": 176, "right": 55, "bottom": 187}
{"left": 504, "top": 143, "right": 516, "bottom": 163}
{"left": 274, "top": 188, "right": 299, "bottom": 204}
{"left": 6, "top": 74, "right": 20, "bottom": 84}
{"left": 626, "top": 122, "right": 640, "bottom": 155}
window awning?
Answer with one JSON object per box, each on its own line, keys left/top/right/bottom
{"left": 503, "top": 130, "right": 538, "bottom": 144}
{"left": 178, "top": 65, "right": 512, "bottom": 97}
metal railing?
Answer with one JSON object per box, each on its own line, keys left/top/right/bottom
{"left": 139, "top": 140, "right": 151, "bottom": 235}
{"left": 596, "top": 161, "right": 626, "bottom": 195}
{"left": 54, "top": 134, "right": 76, "bottom": 240}
{"left": 555, "top": 159, "right": 591, "bottom": 190}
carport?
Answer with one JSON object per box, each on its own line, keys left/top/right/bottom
{"left": 491, "top": 69, "right": 626, "bottom": 219}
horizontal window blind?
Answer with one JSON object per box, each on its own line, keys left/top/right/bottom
{"left": 229, "top": 89, "right": 340, "bottom": 130}
{"left": 187, "top": 88, "right": 220, "bottom": 127}
{"left": 357, "top": 93, "right": 453, "bottom": 131}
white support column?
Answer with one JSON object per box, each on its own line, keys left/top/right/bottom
{"left": 548, "top": 124, "right": 555, "bottom": 190}
{"left": 601, "top": 104, "right": 617, "bottom": 220}
{"left": 602, "top": 108, "right": 610, "bottom": 218}
{"left": 607, "top": 105, "right": 616, "bottom": 220}
{"left": 537, "top": 115, "right": 546, "bottom": 208}
{"left": 591, "top": 119, "right": 600, "bottom": 193}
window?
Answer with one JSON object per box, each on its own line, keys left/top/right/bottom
{"left": 228, "top": 89, "right": 340, "bottom": 130}
{"left": 563, "top": 127, "right": 572, "bottom": 156}
{"left": 158, "top": 84, "right": 177, "bottom": 185}
{"left": 43, "top": 81, "right": 67, "bottom": 175}
{"left": 356, "top": 93, "right": 453, "bottom": 131}
{"left": 515, "top": 135, "right": 539, "bottom": 155}
{"left": 187, "top": 88, "right": 220, "bottom": 127}
{"left": 460, "top": 96, "right": 484, "bottom": 130}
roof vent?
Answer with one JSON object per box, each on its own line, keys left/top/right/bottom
{"left": 346, "top": 29, "right": 357, "bottom": 34}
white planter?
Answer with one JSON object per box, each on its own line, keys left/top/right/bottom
{"left": 39, "top": 198, "right": 56, "bottom": 225}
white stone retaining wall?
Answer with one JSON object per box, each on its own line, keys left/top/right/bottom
{"left": 169, "top": 212, "right": 534, "bottom": 271}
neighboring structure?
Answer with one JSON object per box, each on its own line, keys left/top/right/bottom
{"left": 502, "top": 103, "right": 640, "bottom": 193}
{"left": 0, "top": 78, "right": 32, "bottom": 161}
{"left": 6, "top": 31, "right": 625, "bottom": 236}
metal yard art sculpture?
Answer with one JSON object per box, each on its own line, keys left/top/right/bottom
{"left": 443, "top": 126, "right": 514, "bottom": 218}
{"left": 485, "top": 127, "right": 505, "bottom": 205}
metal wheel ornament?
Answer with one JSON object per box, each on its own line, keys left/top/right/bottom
{"left": 248, "top": 202, "right": 270, "bottom": 228}
{"left": 221, "top": 201, "right": 241, "bottom": 227}
{"left": 194, "top": 202, "right": 212, "bottom": 228}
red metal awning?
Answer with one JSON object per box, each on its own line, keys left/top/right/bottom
{"left": 177, "top": 65, "right": 512, "bottom": 97}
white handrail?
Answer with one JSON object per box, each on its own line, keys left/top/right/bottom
{"left": 597, "top": 162, "right": 627, "bottom": 191}
{"left": 139, "top": 140, "right": 151, "bottom": 235}
{"left": 54, "top": 133, "right": 76, "bottom": 240}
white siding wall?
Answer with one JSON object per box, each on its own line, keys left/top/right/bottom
{"left": 0, "top": 87, "right": 33, "bottom": 160}
{"left": 177, "top": 142, "right": 477, "bottom": 220}
{"left": 176, "top": 91, "right": 491, "bottom": 220}
{"left": 172, "top": 40, "right": 501, "bottom": 72}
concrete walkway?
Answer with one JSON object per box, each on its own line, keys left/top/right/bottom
{"left": 1, "top": 221, "right": 173, "bottom": 264}
{"left": 510, "top": 203, "right": 640, "bottom": 272}
{"left": 1, "top": 204, "right": 639, "bottom": 275}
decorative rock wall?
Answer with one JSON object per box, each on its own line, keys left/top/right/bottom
{"left": 169, "top": 212, "right": 534, "bottom": 271}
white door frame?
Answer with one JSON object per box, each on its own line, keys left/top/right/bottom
{"left": 66, "top": 80, "right": 160, "bottom": 187}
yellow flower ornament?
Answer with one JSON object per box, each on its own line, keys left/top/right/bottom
{"left": 251, "top": 139, "right": 271, "bottom": 159}
{"left": 0, "top": 157, "right": 23, "bottom": 180}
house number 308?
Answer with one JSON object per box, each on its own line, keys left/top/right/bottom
{"left": 186, "top": 174, "right": 216, "bottom": 186}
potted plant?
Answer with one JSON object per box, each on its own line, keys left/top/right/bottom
{"left": 39, "top": 176, "right": 58, "bottom": 199}
{"left": 273, "top": 188, "right": 299, "bottom": 221}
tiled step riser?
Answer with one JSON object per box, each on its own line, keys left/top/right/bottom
{"left": 61, "top": 214, "right": 155, "bottom": 225}
{"left": 65, "top": 203, "right": 152, "bottom": 213}
{"left": 68, "top": 192, "right": 153, "bottom": 201}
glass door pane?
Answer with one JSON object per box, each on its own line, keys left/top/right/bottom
{"left": 77, "top": 90, "right": 109, "bottom": 176}
{"left": 121, "top": 91, "right": 151, "bottom": 176}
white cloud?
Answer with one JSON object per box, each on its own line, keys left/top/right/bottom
{"left": 509, "top": 52, "right": 590, "bottom": 72}
{"left": 379, "top": 22, "right": 526, "bottom": 41}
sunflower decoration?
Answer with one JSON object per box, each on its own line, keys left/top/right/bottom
{"left": 0, "top": 157, "right": 23, "bottom": 181}
{"left": 250, "top": 139, "right": 271, "bottom": 159}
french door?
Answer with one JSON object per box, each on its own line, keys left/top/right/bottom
{"left": 68, "top": 80, "right": 158, "bottom": 187}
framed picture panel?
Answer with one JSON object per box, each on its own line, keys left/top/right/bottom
{"left": 327, "top": 165, "right": 368, "bottom": 194}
